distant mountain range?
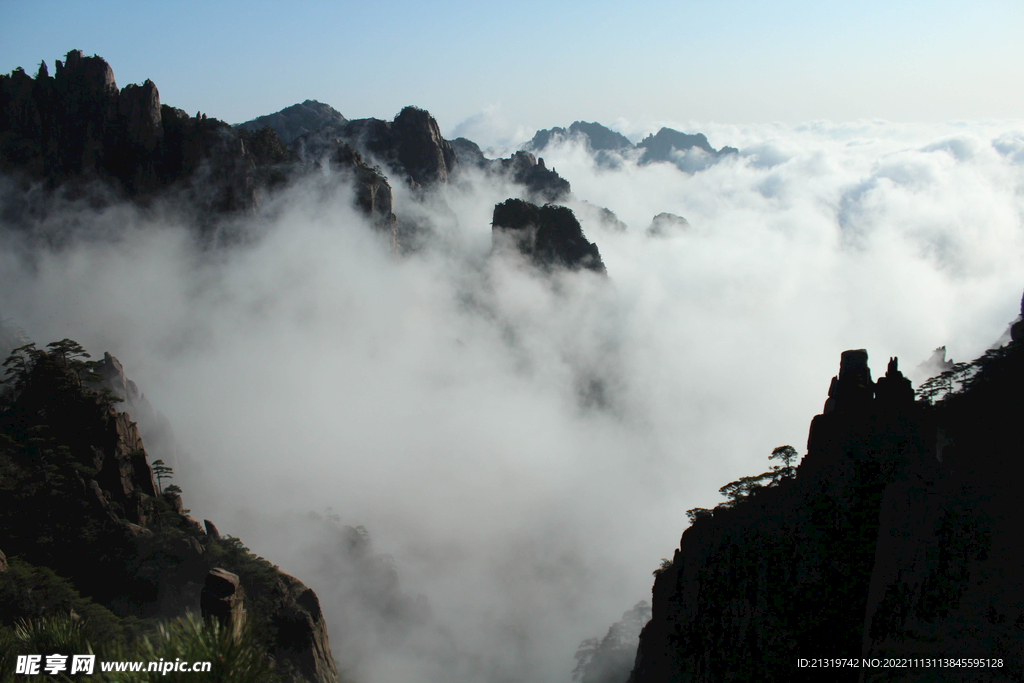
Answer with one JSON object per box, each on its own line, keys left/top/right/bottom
{"left": 523, "top": 120, "right": 738, "bottom": 172}
{"left": 235, "top": 106, "right": 739, "bottom": 175}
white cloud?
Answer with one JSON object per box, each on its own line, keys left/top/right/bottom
{"left": 2, "top": 118, "right": 1024, "bottom": 683}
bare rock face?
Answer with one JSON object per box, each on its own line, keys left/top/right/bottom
{"left": 318, "top": 107, "right": 459, "bottom": 191}
{"left": 88, "top": 352, "right": 142, "bottom": 407}
{"left": 53, "top": 50, "right": 121, "bottom": 176}
{"left": 391, "top": 106, "right": 459, "bottom": 186}
{"left": 331, "top": 142, "right": 398, "bottom": 249}
{"left": 119, "top": 79, "right": 162, "bottom": 152}
{"left": 201, "top": 568, "right": 247, "bottom": 638}
{"left": 116, "top": 79, "right": 163, "bottom": 192}
{"left": 270, "top": 572, "right": 338, "bottom": 683}
{"left": 492, "top": 198, "right": 605, "bottom": 274}
{"left": 204, "top": 519, "right": 221, "bottom": 540}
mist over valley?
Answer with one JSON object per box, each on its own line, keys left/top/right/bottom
{"left": 1, "top": 39, "right": 1023, "bottom": 683}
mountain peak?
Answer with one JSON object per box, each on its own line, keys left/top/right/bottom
{"left": 236, "top": 100, "right": 347, "bottom": 145}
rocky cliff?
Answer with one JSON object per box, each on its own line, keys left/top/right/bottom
{"left": 452, "top": 139, "right": 571, "bottom": 203}
{"left": 293, "top": 106, "right": 459, "bottom": 191}
{"left": 0, "top": 51, "right": 300, "bottom": 213}
{"left": 492, "top": 198, "right": 605, "bottom": 274}
{"left": 630, "top": 334, "right": 1024, "bottom": 682}
{"left": 0, "top": 342, "right": 339, "bottom": 683}
{"left": 0, "top": 52, "right": 412, "bottom": 232}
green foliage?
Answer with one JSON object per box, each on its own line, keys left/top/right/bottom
{"left": 704, "top": 445, "right": 803, "bottom": 515}
{"left": 769, "top": 445, "right": 797, "bottom": 468}
{"left": 110, "top": 613, "right": 275, "bottom": 683}
{"left": 13, "top": 613, "right": 93, "bottom": 659}
{"left": 0, "top": 557, "right": 129, "bottom": 648}
{"left": 685, "top": 508, "right": 713, "bottom": 524}
{"left": 2, "top": 343, "right": 44, "bottom": 395}
{"left": 0, "top": 613, "right": 94, "bottom": 683}
{"left": 652, "top": 557, "right": 673, "bottom": 577}
{"left": 916, "top": 358, "right": 981, "bottom": 404}
{"left": 150, "top": 459, "right": 173, "bottom": 495}
{"left": 0, "top": 612, "right": 280, "bottom": 683}
{"left": 0, "top": 337, "right": 297, "bottom": 682}
{"left": 718, "top": 471, "right": 774, "bottom": 503}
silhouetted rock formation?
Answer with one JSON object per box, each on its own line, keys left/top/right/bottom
{"left": 523, "top": 120, "right": 738, "bottom": 173}
{"left": 636, "top": 129, "right": 739, "bottom": 173}
{"left": 503, "top": 151, "right": 571, "bottom": 203}
{"left": 0, "top": 51, "right": 301, "bottom": 214}
{"left": 391, "top": 106, "right": 459, "bottom": 187}
{"left": 525, "top": 121, "right": 633, "bottom": 154}
{"left": 235, "top": 99, "right": 346, "bottom": 145}
{"left": 646, "top": 212, "right": 690, "bottom": 237}
{"left": 301, "top": 106, "right": 459, "bottom": 191}
{"left": 913, "top": 345, "right": 955, "bottom": 384}
{"left": 632, "top": 338, "right": 1023, "bottom": 682}
{"left": 492, "top": 198, "right": 605, "bottom": 273}
{"left": 201, "top": 567, "right": 247, "bottom": 636}
{"left": 449, "top": 140, "right": 571, "bottom": 202}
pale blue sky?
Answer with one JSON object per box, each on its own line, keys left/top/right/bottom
{"left": 2, "top": 0, "right": 1022, "bottom": 141}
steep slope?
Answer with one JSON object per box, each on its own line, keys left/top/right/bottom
{"left": 631, "top": 330, "right": 1024, "bottom": 682}
{"left": 0, "top": 341, "right": 338, "bottom": 683}
{"left": 0, "top": 52, "right": 407, "bottom": 234}
{"left": 492, "top": 198, "right": 606, "bottom": 274}
{"left": 292, "top": 106, "right": 459, "bottom": 190}
{"left": 451, "top": 140, "right": 571, "bottom": 203}
{"left": 0, "top": 51, "right": 299, "bottom": 213}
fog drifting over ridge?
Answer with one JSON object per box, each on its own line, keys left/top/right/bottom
{"left": 3, "top": 119, "right": 1024, "bottom": 682}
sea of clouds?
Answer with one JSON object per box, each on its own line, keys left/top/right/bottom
{"left": 2, "top": 116, "right": 1023, "bottom": 683}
